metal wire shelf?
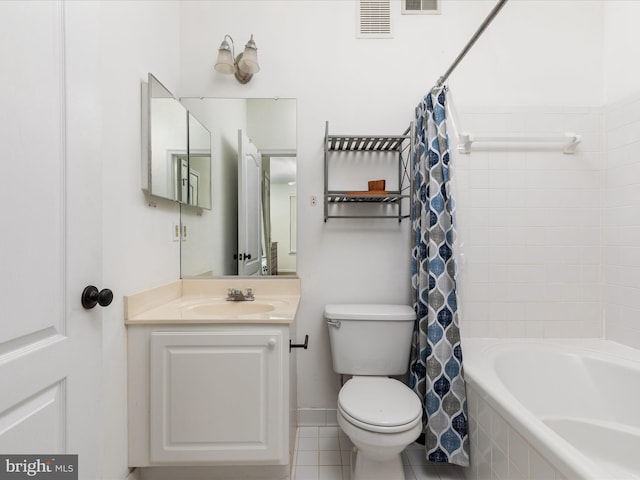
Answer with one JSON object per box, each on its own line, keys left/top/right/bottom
{"left": 323, "top": 121, "right": 413, "bottom": 222}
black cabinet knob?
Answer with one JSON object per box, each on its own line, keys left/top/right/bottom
{"left": 81, "top": 285, "right": 114, "bottom": 309}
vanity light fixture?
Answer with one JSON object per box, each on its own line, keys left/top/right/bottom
{"left": 214, "top": 34, "right": 260, "bottom": 84}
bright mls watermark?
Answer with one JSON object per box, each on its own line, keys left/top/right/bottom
{"left": 0, "top": 456, "right": 77, "bottom": 479}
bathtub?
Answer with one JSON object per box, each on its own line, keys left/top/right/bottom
{"left": 462, "top": 338, "right": 640, "bottom": 480}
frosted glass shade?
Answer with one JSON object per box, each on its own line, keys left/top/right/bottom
{"left": 238, "top": 46, "right": 260, "bottom": 74}
{"left": 214, "top": 35, "right": 260, "bottom": 82}
{"left": 214, "top": 45, "right": 235, "bottom": 75}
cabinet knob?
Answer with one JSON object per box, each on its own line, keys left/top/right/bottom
{"left": 267, "top": 338, "right": 277, "bottom": 348}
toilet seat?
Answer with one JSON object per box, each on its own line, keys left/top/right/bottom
{"left": 338, "top": 377, "right": 422, "bottom": 434}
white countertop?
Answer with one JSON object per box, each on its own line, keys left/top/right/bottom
{"left": 125, "top": 278, "right": 300, "bottom": 325}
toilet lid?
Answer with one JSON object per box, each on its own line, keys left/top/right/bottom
{"left": 338, "top": 377, "right": 422, "bottom": 429}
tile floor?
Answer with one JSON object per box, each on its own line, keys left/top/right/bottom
{"left": 292, "top": 426, "right": 467, "bottom": 480}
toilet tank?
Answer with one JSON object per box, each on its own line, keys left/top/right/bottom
{"left": 324, "top": 304, "right": 416, "bottom": 375}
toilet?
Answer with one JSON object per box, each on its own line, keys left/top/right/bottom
{"left": 325, "top": 304, "right": 422, "bottom": 480}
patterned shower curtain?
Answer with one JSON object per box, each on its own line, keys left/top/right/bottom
{"left": 409, "top": 86, "right": 469, "bottom": 466}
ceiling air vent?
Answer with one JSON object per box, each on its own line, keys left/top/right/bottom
{"left": 357, "top": 0, "right": 392, "bottom": 39}
{"left": 402, "top": 0, "right": 440, "bottom": 15}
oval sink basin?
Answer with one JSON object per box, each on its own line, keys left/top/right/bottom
{"left": 187, "top": 302, "right": 276, "bottom": 316}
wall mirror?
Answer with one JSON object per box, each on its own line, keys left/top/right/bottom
{"left": 188, "top": 112, "right": 212, "bottom": 209}
{"left": 142, "top": 73, "right": 212, "bottom": 209}
{"left": 180, "top": 97, "right": 296, "bottom": 278}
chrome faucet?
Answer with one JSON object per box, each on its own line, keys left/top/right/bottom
{"left": 226, "top": 287, "right": 255, "bottom": 301}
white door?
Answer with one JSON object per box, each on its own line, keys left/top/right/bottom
{"left": 237, "top": 130, "right": 262, "bottom": 276}
{"left": 262, "top": 167, "right": 272, "bottom": 274}
{"left": 0, "top": 2, "right": 103, "bottom": 477}
{"left": 178, "top": 156, "right": 189, "bottom": 203}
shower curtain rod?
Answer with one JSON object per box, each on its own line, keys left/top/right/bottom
{"left": 435, "top": 0, "right": 509, "bottom": 88}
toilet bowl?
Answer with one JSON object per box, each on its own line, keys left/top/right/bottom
{"left": 325, "top": 304, "right": 421, "bottom": 480}
{"left": 337, "top": 376, "right": 422, "bottom": 480}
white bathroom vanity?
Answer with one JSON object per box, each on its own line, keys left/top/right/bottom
{"left": 125, "top": 278, "right": 300, "bottom": 479}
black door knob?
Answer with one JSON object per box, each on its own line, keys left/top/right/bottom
{"left": 81, "top": 285, "right": 114, "bottom": 309}
{"left": 242, "top": 253, "right": 252, "bottom": 260}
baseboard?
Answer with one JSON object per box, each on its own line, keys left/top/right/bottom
{"left": 135, "top": 466, "right": 289, "bottom": 480}
{"left": 297, "top": 408, "right": 338, "bottom": 426}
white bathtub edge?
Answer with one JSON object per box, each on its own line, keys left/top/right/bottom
{"left": 462, "top": 338, "right": 636, "bottom": 480}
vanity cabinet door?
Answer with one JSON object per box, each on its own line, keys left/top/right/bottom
{"left": 149, "top": 329, "right": 287, "bottom": 464}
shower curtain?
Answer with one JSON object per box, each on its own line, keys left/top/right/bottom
{"left": 409, "top": 86, "right": 469, "bottom": 466}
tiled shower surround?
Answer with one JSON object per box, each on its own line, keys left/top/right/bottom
{"left": 450, "top": 98, "right": 640, "bottom": 477}
{"left": 604, "top": 93, "right": 640, "bottom": 348}
{"left": 452, "top": 106, "right": 604, "bottom": 339}
{"left": 453, "top": 99, "right": 640, "bottom": 348}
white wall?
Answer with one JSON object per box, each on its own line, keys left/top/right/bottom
{"left": 99, "top": 2, "right": 182, "bottom": 478}
{"left": 178, "top": 0, "right": 607, "bottom": 410}
{"left": 603, "top": 1, "right": 640, "bottom": 104}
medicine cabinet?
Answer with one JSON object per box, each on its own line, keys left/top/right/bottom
{"left": 141, "top": 73, "right": 212, "bottom": 209}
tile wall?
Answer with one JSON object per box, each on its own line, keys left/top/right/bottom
{"left": 604, "top": 93, "right": 640, "bottom": 348}
{"left": 464, "top": 384, "right": 567, "bottom": 480}
{"left": 453, "top": 107, "right": 604, "bottom": 339}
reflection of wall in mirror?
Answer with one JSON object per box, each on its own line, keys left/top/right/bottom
{"left": 247, "top": 99, "right": 296, "bottom": 151}
{"left": 270, "top": 184, "right": 296, "bottom": 273}
{"left": 247, "top": 101, "right": 296, "bottom": 274}
{"left": 290, "top": 195, "right": 296, "bottom": 254}
{"left": 179, "top": 98, "right": 296, "bottom": 277}
{"left": 150, "top": 98, "right": 187, "bottom": 199}
{"left": 188, "top": 113, "right": 212, "bottom": 210}
{"left": 181, "top": 99, "right": 245, "bottom": 276}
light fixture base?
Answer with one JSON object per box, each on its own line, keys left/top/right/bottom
{"left": 233, "top": 53, "right": 253, "bottom": 84}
